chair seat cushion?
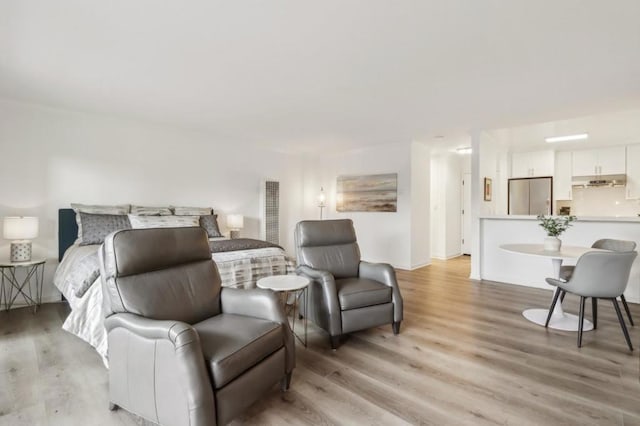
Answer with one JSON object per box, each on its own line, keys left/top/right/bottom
{"left": 336, "top": 277, "right": 392, "bottom": 310}
{"left": 193, "top": 314, "right": 283, "bottom": 389}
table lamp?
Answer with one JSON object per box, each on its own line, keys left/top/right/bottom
{"left": 318, "top": 187, "right": 326, "bottom": 220}
{"left": 3, "top": 216, "right": 39, "bottom": 262}
{"left": 227, "top": 214, "right": 244, "bottom": 239}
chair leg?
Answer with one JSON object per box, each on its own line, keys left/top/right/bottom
{"left": 330, "top": 335, "right": 340, "bottom": 350}
{"left": 392, "top": 321, "right": 401, "bottom": 335}
{"left": 591, "top": 298, "right": 598, "bottom": 330}
{"left": 577, "top": 297, "right": 585, "bottom": 348}
{"left": 612, "top": 298, "right": 634, "bottom": 351}
{"left": 281, "top": 372, "right": 292, "bottom": 391}
{"left": 545, "top": 288, "right": 562, "bottom": 327}
{"left": 560, "top": 290, "right": 566, "bottom": 303}
{"left": 620, "top": 294, "right": 634, "bottom": 326}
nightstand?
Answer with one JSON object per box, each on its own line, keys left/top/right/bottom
{"left": 0, "top": 258, "right": 46, "bottom": 312}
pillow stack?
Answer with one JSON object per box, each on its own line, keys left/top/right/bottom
{"left": 71, "top": 203, "right": 223, "bottom": 245}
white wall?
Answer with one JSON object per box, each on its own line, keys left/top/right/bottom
{"left": 310, "top": 142, "right": 430, "bottom": 270}
{"left": 0, "top": 99, "right": 305, "bottom": 303}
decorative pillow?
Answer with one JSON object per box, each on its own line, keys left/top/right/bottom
{"left": 128, "top": 214, "right": 200, "bottom": 229}
{"left": 172, "top": 206, "right": 213, "bottom": 216}
{"left": 130, "top": 205, "right": 173, "bottom": 216}
{"left": 78, "top": 212, "right": 132, "bottom": 246}
{"left": 71, "top": 203, "right": 130, "bottom": 242}
{"left": 200, "top": 214, "right": 222, "bottom": 238}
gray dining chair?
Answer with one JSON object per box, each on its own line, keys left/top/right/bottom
{"left": 545, "top": 250, "right": 637, "bottom": 350}
{"left": 559, "top": 239, "right": 636, "bottom": 326}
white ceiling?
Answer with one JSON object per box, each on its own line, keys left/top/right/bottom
{"left": 488, "top": 108, "right": 640, "bottom": 152}
{"left": 2, "top": 1, "right": 640, "bottom": 152}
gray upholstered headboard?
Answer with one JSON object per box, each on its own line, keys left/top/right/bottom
{"left": 58, "top": 209, "right": 78, "bottom": 261}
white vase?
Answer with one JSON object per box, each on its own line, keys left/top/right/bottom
{"left": 544, "top": 236, "right": 561, "bottom": 251}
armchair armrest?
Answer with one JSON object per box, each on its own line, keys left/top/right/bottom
{"left": 221, "top": 288, "right": 295, "bottom": 373}
{"left": 359, "top": 261, "right": 403, "bottom": 323}
{"left": 105, "top": 313, "right": 215, "bottom": 426}
{"left": 296, "top": 265, "right": 342, "bottom": 336}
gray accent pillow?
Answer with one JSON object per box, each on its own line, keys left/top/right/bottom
{"left": 79, "top": 212, "right": 132, "bottom": 246}
{"left": 200, "top": 214, "right": 222, "bottom": 238}
{"left": 71, "top": 203, "right": 130, "bottom": 242}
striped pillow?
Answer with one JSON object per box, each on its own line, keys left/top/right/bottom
{"left": 128, "top": 214, "right": 200, "bottom": 229}
{"left": 172, "top": 206, "right": 213, "bottom": 216}
{"left": 130, "top": 205, "right": 173, "bottom": 216}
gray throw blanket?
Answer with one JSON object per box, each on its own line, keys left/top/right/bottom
{"left": 209, "top": 238, "right": 283, "bottom": 253}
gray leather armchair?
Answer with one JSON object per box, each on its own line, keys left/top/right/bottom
{"left": 294, "top": 219, "right": 403, "bottom": 349}
{"left": 545, "top": 250, "right": 637, "bottom": 350}
{"left": 99, "top": 227, "right": 295, "bottom": 426}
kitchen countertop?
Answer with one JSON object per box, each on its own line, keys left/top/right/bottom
{"left": 480, "top": 215, "right": 640, "bottom": 222}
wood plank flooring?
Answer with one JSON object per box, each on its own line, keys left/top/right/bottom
{"left": 1, "top": 256, "right": 639, "bottom": 425}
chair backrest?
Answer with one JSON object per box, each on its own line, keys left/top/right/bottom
{"left": 295, "top": 219, "right": 361, "bottom": 278}
{"left": 100, "top": 227, "right": 221, "bottom": 324}
{"left": 592, "top": 239, "right": 637, "bottom": 252}
{"left": 570, "top": 250, "right": 637, "bottom": 298}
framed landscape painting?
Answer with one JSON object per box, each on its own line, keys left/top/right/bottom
{"left": 336, "top": 173, "right": 398, "bottom": 212}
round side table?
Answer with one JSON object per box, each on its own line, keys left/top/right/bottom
{"left": 0, "top": 258, "right": 46, "bottom": 313}
{"left": 257, "top": 275, "right": 310, "bottom": 347}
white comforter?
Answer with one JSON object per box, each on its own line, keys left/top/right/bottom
{"left": 54, "top": 243, "right": 295, "bottom": 366}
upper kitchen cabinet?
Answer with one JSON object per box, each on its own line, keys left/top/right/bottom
{"left": 626, "top": 144, "right": 640, "bottom": 200}
{"left": 511, "top": 150, "right": 554, "bottom": 178}
{"left": 554, "top": 151, "right": 572, "bottom": 200}
{"left": 572, "top": 146, "right": 626, "bottom": 176}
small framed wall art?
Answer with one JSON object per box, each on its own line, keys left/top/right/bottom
{"left": 484, "top": 177, "right": 492, "bottom": 201}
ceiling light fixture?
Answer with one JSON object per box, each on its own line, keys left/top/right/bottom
{"left": 456, "top": 147, "right": 472, "bottom": 154}
{"left": 545, "top": 133, "right": 589, "bottom": 143}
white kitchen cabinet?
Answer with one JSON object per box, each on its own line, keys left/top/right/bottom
{"left": 626, "top": 144, "right": 640, "bottom": 200}
{"left": 572, "top": 146, "right": 626, "bottom": 176}
{"left": 554, "top": 151, "right": 572, "bottom": 201}
{"left": 511, "top": 150, "right": 554, "bottom": 178}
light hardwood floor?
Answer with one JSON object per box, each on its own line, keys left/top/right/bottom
{"left": 1, "top": 256, "right": 639, "bottom": 426}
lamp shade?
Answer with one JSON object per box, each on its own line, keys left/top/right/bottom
{"left": 3, "top": 216, "right": 39, "bottom": 240}
{"left": 227, "top": 214, "right": 244, "bottom": 230}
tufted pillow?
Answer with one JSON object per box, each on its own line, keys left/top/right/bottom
{"left": 200, "top": 214, "right": 222, "bottom": 238}
{"left": 78, "top": 212, "right": 132, "bottom": 246}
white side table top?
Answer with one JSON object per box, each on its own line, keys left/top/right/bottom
{"left": 500, "top": 244, "right": 608, "bottom": 260}
{"left": 257, "top": 275, "right": 310, "bottom": 292}
{"left": 0, "top": 258, "right": 46, "bottom": 268}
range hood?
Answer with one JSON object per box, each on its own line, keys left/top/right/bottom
{"left": 572, "top": 174, "right": 626, "bottom": 188}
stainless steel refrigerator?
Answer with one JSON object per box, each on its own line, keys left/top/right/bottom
{"left": 508, "top": 177, "right": 552, "bottom": 215}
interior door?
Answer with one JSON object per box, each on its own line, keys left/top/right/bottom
{"left": 461, "top": 173, "right": 471, "bottom": 255}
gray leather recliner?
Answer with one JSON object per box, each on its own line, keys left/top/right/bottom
{"left": 99, "top": 227, "right": 295, "bottom": 426}
{"left": 294, "top": 219, "right": 403, "bottom": 349}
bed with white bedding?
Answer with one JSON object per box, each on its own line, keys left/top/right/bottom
{"left": 54, "top": 207, "right": 295, "bottom": 366}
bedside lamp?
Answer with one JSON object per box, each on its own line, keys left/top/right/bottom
{"left": 4, "top": 216, "right": 39, "bottom": 262}
{"left": 227, "top": 214, "right": 244, "bottom": 239}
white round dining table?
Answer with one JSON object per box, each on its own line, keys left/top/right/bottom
{"left": 500, "top": 244, "right": 608, "bottom": 331}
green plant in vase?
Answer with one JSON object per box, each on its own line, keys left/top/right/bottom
{"left": 537, "top": 215, "right": 577, "bottom": 251}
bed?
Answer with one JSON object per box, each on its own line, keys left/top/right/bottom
{"left": 53, "top": 208, "right": 295, "bottom": 366}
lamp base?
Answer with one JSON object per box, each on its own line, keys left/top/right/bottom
{"left": 229, "top": 230, "right": 240, "bottom": 240}
{"left": 10, "top": 241, "right": 32, "bottom": 262}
